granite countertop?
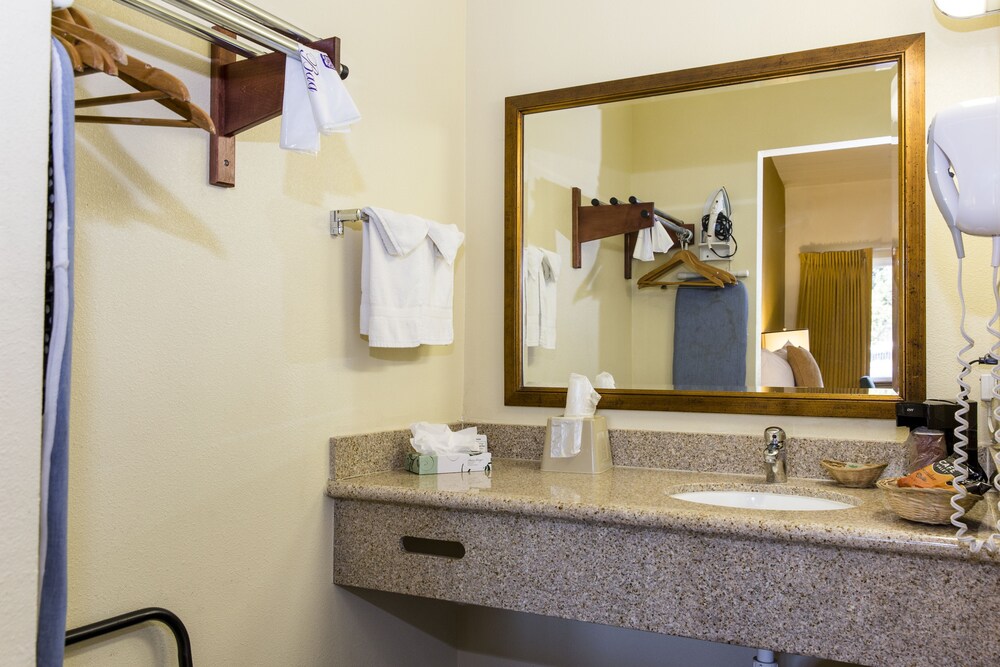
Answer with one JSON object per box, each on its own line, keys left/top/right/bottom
{"left": 328, "top": 459, "right": 1000, "bottom": 562}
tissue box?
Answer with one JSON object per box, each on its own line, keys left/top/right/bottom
{"left": 406, "top": 452, "right": 492, "bottom": 475}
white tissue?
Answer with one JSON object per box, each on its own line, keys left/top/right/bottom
{"left": 409, "top": 422, "right": 480, "bottom": 456}
{"left": 279, "top": 55, "right": 320, "bottom": 154}
{"left": 549, "top": 418, "right": 583, "bottom": 458}
{"left": 594, "top": 371, "right": 616, "bottom": 389}
{"left": 565, "top": 373, "right": 601, "bottom": 417}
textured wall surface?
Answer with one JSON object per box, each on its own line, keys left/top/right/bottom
{"left": 62, "top": 0, "right": 466, "bottom": 664}
{"left": 0, "top": 5, "right": 51, "bottom": 666}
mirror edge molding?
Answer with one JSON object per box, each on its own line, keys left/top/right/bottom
{"left": 504, "top": 33, "right": 926, "bottom": 419}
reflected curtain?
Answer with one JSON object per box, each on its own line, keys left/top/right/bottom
{"left": 796, "top": 248, "right": 872, "bottom": 388}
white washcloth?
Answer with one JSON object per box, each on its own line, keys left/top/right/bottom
{"left": 279, "top": 55, "right": 320, "bottom": 154}
{"left": 522, "top": 245, "right": 560, "bottom": 349}
{"left": 298, "top": 45, "right": 361, "bottom": 134}
{"left": 360, "top": 207, "right": 464, "bottom": 347}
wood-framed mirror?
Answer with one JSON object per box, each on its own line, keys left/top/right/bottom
{"left": 504, "top": 34, "right": 925, "bottom": 418}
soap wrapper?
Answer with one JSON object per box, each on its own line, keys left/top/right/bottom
{"left": 548, "top": 417, "right": 583, "bottom": 458}
{"left": 410, "top": 422, "right": 482, "bottom": 456}
{"left": 406, "top": 452, "right": 492, "bottom": 475}
{"left": 565, "top": 373, "right": 601, "bottom": 418}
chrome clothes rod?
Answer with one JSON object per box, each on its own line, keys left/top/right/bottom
{"left": 113, "top": 0, "right": 349, "bottom": 77}
{"left": 329, "top": 208, "right": 369, "bottom": 236}
{"left": 114, "top": 0, "right": 266, "bottom": 58}
{"left": 212, "top": 0, "right": 318, "bottom": 43}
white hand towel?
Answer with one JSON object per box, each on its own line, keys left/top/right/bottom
{"left": 522, "top": 245, "right": 543, "bottom": 347}
{"left": 539, "top": 248, "right": 561, "bottom": 349}
{"left": 279, "top": 55, "right": 320, "bottom": 154}
{"left": 298, "top": 45, "right": 361, "bottom": 134}
{"left": 360, "top": 207, "right": 464, "bottom": 347}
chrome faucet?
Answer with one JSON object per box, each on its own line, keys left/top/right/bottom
{"left": 763, "top": 427, "right": 787, "bottom": 483}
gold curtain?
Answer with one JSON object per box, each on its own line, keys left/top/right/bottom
{"left": 796, "top": 248, "right": 873, "bottom": 388}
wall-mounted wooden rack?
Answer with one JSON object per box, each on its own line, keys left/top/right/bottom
{"left": 210, "top": 35, "right": 340, "bottom": 187}
{"left": 107, "top": 0, "right": 349, "bottom": 188}
{"left": 571, "top": 187, "right": 694, "bottom": 279}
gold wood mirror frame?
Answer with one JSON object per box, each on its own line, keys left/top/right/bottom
{"left": 504, "top": 34, "right": 925, "bottom": 418}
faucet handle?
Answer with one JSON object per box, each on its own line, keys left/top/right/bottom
{"left": 764, "top": 426, "right": 786, "bottom": 450}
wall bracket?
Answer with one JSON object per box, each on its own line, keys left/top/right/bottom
{"left": 209, "top": 35, "right": 341, "bottom": 187}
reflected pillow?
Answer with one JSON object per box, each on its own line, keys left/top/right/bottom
{"left": 760, "top": 348, "right": 795, "bottom": 387}
{"left": 786, "top": 345, "right": 824, "bottom": 388}
{"left": 772, "top": 341, "right": 795, "bottom": 361}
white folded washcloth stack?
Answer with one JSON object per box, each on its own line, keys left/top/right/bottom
{"left": 280, "top": 46, "right": 361, "bottom": 154}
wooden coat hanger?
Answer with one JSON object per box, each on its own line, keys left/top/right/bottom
{"left": 52, "top": 33, "right": 83, "bottom": 71}
{"left": 54, "top": 8, "right": 215, "bottom": 133}
{"left": 636, "top": 247, "right": 738, "bottom": 289}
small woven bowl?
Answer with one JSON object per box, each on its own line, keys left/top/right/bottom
{"left": 876, "top": 477, "right": 982, "bottom": 525}
{"left": 820, "top": 459, "right": 888, "bottom": 488}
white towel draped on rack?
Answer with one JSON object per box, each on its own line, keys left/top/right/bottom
{"left": 360, "top": 207, "right": 464, "bottom": 348}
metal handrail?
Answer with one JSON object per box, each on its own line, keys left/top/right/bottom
{"left": 66, "top": 607, "right": 193, "bottom": 667}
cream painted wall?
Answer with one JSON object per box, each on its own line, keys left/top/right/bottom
{"left": 61, "top": 0, "right": 465, "bottom": 664}
{"left": 465, "top": 0, "right": 1000, "bottom": 442}
{"left": 0, "top": 5, "right": 50, "bottom": 666}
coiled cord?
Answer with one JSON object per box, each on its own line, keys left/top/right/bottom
{"left": 949, "top": 261, "right": 1000, "bottom": 553}
{"left": 701, "top": 212, "right": 738, "bottom": 258}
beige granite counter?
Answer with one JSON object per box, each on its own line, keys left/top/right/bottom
{"left": 329, "top": 459, "right": 999, "bottom": 561}
{"left": 327, "top": 427, "right": 1000, "bottom": 666}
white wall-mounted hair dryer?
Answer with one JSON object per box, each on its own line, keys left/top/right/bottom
{"left": 927, "top": 96, "right": 1000, "bottom": 552}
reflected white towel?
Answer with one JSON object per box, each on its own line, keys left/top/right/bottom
{"left": 298, "top": 45, "right": 361, "bottom": 134}
{"left": 651, "top": 218, "right": 675, "bottom": 253}
{"left": 522, "top": 245, "right": 543, "bottom": 347}
{"left": 538, "top": 248, "right": 560, "bottom": 349}
{"left": 360, "top": 207, "right": 463, "bottom": 347}
{"left": 632, "top": 227, "right": 654, "bottom": 261}
{"left": 523, "top": 245, "right": 560, "bottom": 349}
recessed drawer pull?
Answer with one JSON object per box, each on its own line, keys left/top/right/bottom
{"left": 400, "top": 536, "right": 465, "bottom": 559}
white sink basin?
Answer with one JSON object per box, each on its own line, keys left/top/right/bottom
{"left": 669, "top": 489, "right": 854, "bottom": 511}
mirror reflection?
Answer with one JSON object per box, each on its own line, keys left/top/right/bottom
{"left": 521, "top": 63, "right": 900, "bottom": 394}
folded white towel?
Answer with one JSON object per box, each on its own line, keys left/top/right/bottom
{"left": 279, "top": 55, "right": 320, "bottom": 154}
{"left": 361, "top": 207, "right": 464, "bottom": 347}
{"left": 298, "top": 45, "right": 361, "bottom": 134}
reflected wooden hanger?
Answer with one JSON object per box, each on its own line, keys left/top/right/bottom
{"left": 636, "top": 247, "right": 738, "bottom": 289}
{"left": 54, "top": 8, "right": 215, "bottom": 133}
